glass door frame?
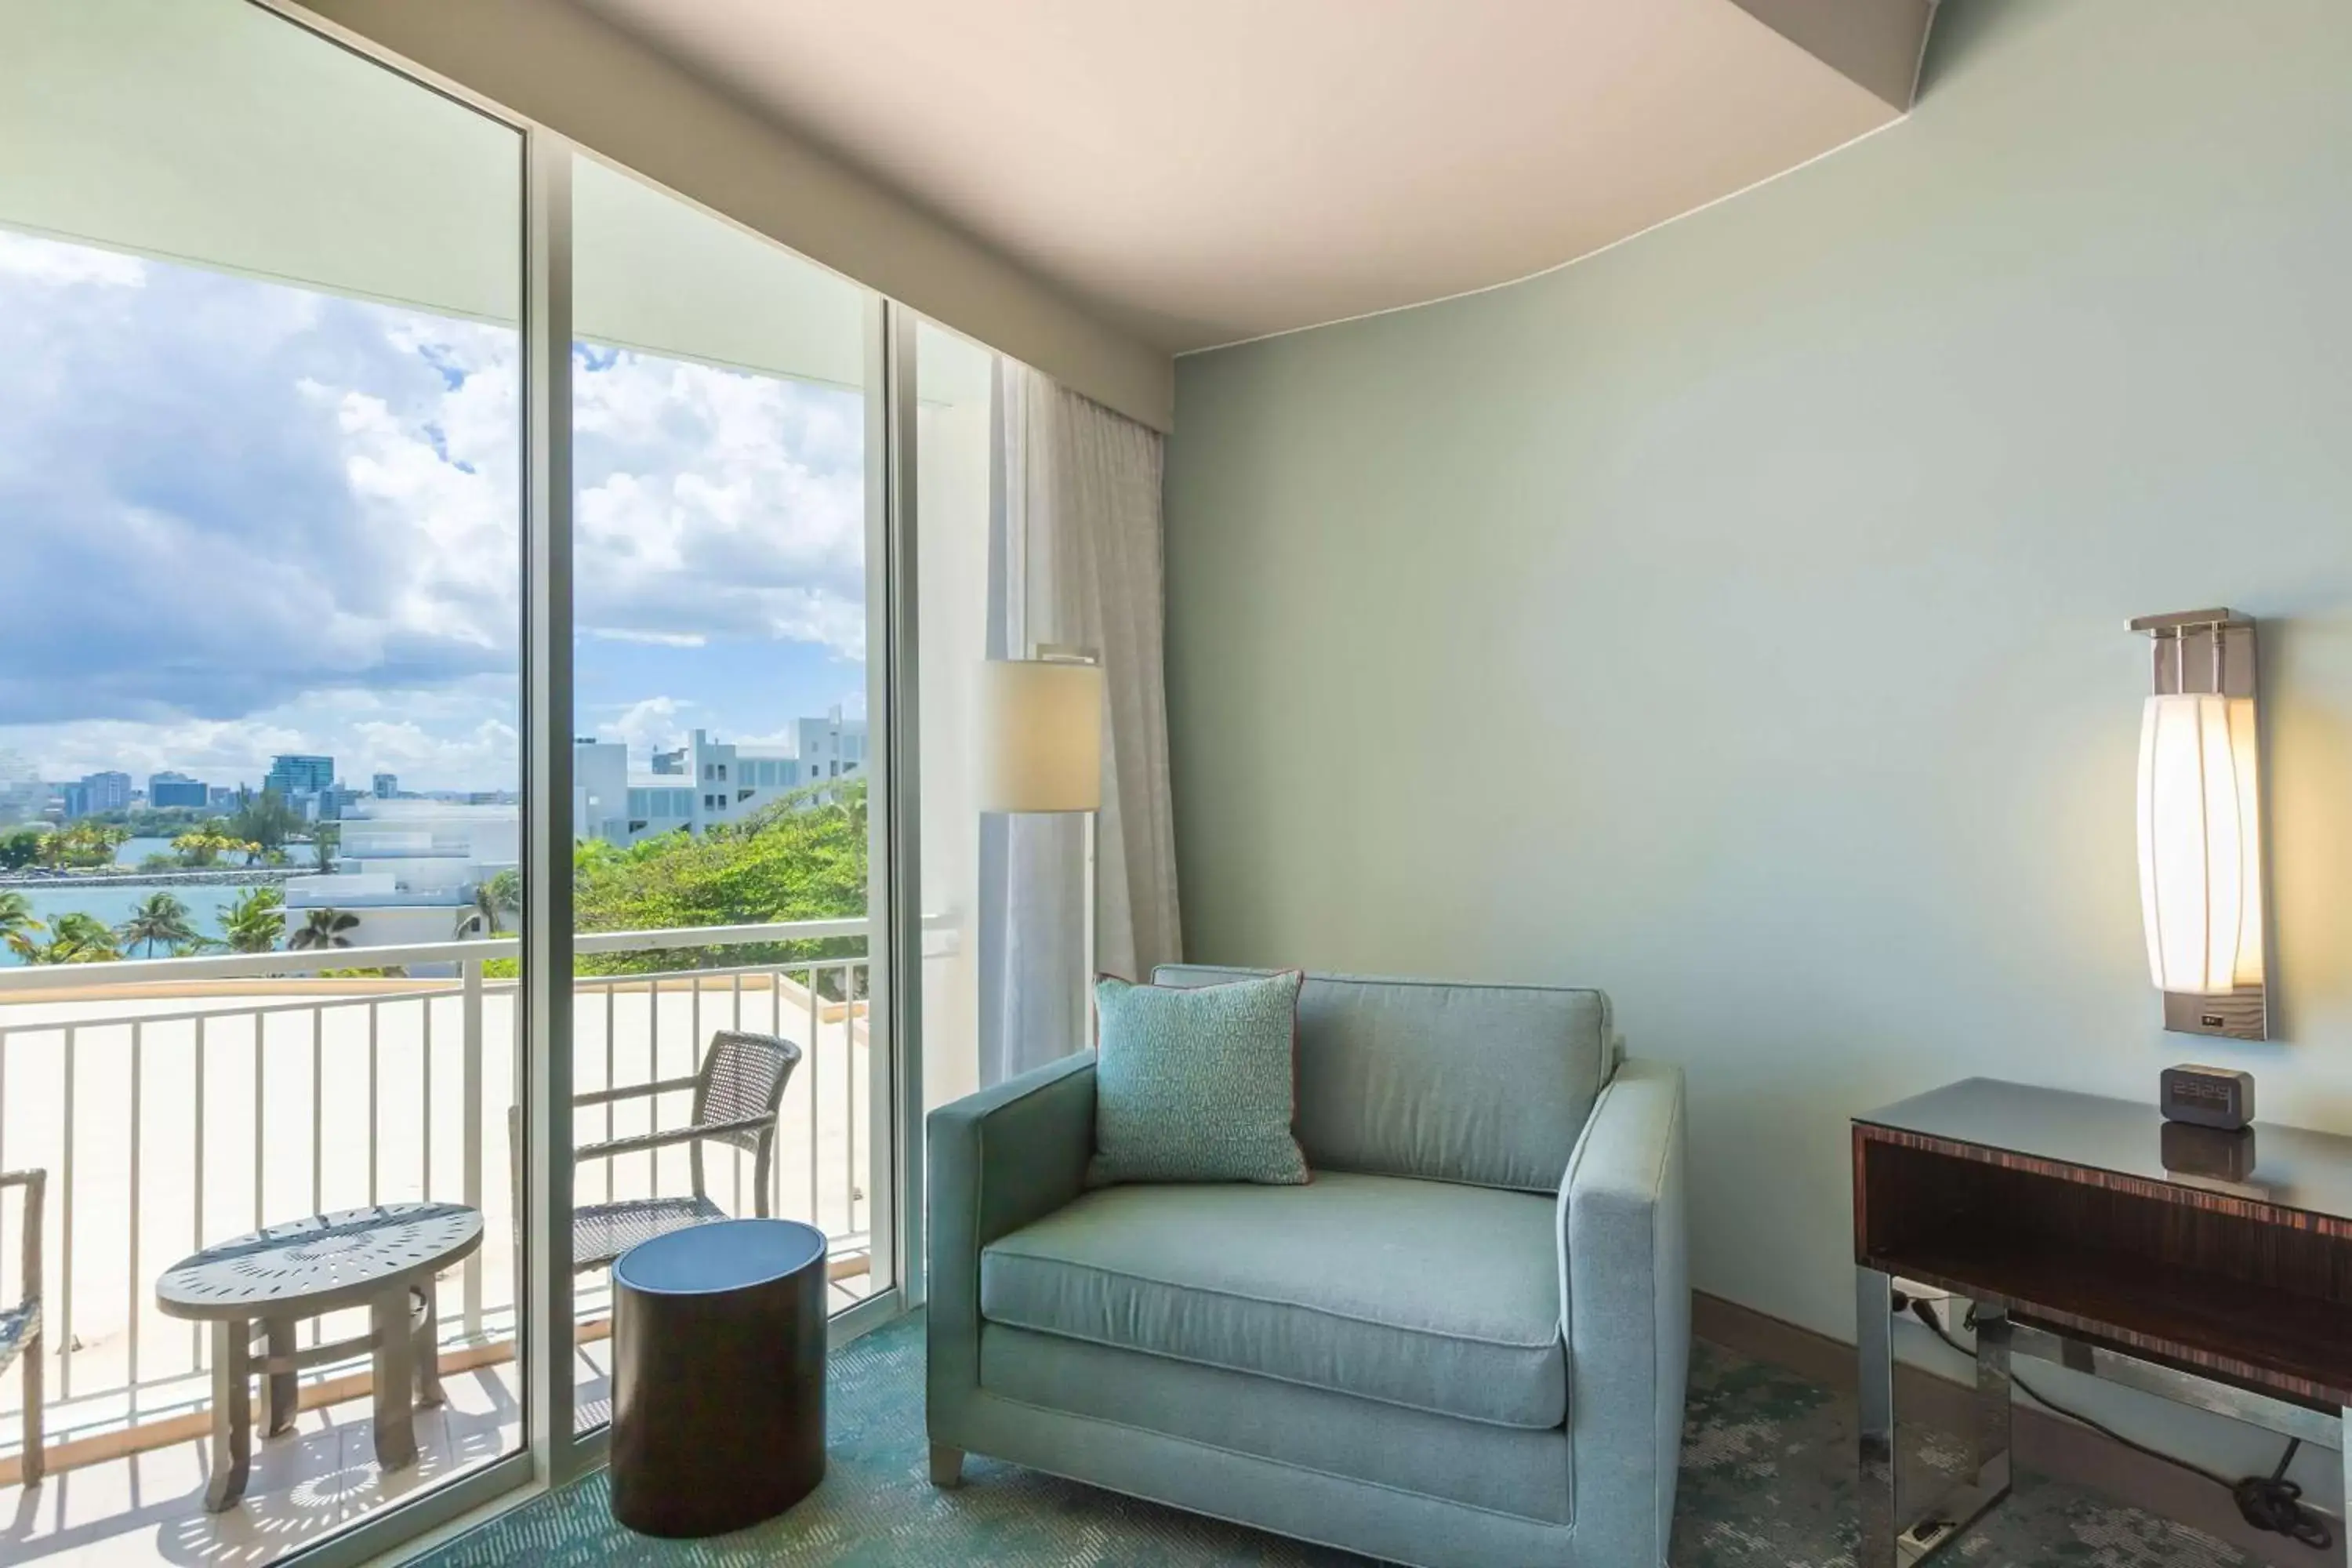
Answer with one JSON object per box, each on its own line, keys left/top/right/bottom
{"left": 220, "top": 1, "right": 546, "bottom": 1560}
{"left": 237, "top": 4, "right": 940, "bottom": 1559}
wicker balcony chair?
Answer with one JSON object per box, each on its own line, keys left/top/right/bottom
{"left": 561, "top": 1030, "right": 803, "bottom": 1273}
{"left": 1, "top": 1169, "right": 45, "bottom": 1486}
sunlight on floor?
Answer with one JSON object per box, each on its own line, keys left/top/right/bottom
{"left": 1, "top": 1359, "right": 528, "bottom": 1567}
{"left": 5, "top": 1271, "right": 873, "bottom": 1566}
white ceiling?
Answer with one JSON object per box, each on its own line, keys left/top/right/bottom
{"left": 573, "top": 0, "right": 1913, "bottom": 354}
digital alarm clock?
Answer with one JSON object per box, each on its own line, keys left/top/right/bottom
{"left": 2159, "top": 1064, "right": 2254, "bottom": 1131}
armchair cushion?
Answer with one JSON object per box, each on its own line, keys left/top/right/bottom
{"left": 1087, "top": 971, "right": 1308, "bottom": 1187}
{"left": 980, "top": 1170, "right": 1565, "bottom": 1429}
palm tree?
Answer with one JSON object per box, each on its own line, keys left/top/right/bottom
{"left": 2, "top": 891, "right": 47, "bottom": 964}
{"left": 0, "top": 891, "right": 38, "bottom": 945}
{"left": 218, "top": 886, "right": 285, "bottom": 954}
{"left": 117, "top": 891, "right": 199, "bottom": 957}
{"left": 455, "top": 868, "right": 521, "bottom": 938}
{"left": 15, "top": 911, "right": 123, "bottom": 964}
{"left": 228, "top": 789, "right": 299, "bottom": 852}
{"left": 287, "top": 907, "right": 360, "bottom": 951}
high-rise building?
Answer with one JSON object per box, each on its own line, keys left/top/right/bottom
{"left": 63, "top": 770, "right": 133, "bottom": 818}
{"left": 0, "top": 751, "right": 43, "bottom": 825}
{"left": 372, "top": 772, "right": 399, "bottom": 799}
{"left": 148, "top": 771, "right": 209, "bottom": 808}
{"left": 264, "top": 754, "right": 335, "bottom": 798}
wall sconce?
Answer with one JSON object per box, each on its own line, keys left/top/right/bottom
{"left": 2132, "top": 609, "right": 2267, "bottom": 1039}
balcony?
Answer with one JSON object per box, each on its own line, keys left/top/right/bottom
{"left": 0, "top": 920, "right": 879, "bottom": 1565}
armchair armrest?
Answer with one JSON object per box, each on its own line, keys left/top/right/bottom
{"left": 926, "top": 1052, "right": 1096, "bottom": 1421}
{"left": 576, "top": 1112, "right": 775, "bottom": 1164}
{"left": 570, "top": 1076, "right": 699, "bottom": 1109}
{"left": 1559, "top": 1058, "right": 1687, "bottom": 1567}
{"left": 0, "top": 1170, "right": 42, "bottom": 1306}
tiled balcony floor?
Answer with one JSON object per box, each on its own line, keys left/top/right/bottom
{"left": 0, "top": 1277, "right": 870, "bottom": 1566}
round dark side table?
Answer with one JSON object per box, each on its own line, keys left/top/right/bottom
{"left": 609, "top": 1217, "right": 829, "bottom": 1537}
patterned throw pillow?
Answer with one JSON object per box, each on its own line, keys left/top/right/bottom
{"left": 1087, "top": 970, "right": 1310, "bottom": 1187}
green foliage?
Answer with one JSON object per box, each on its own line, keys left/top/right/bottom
{"left": 228, "top": 790, "right": 301, "bottom": 851}
{"left": 571, "top": 779, "right": 868, "bottom": 975}
{"left": 35, "top": 822, "right": 128, "bottom": 870}
{"left": 0, "top": 827, "right": 45, "bottom": 871}
{"left": 0, "top": 891, "right": 35, "bottom": 938}
{"left": 8, "top": 910, "right": 123, "bottom": 964}
{"left": 117, "top": 891, "right": 201, "bottom": 957}
{"left": 456, "top": 866, "right": 521, "bottom": 938}
{"left": 87, "top": 806, "right": 212, "bottom": 837}
{"left": 170, "top": 829, "right": 256, "bottom": 868}
{"left": 219, "top": 885, "right": 285, "bottom": 953}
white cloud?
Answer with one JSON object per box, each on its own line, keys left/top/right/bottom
{"left": 0, "top": 230, "right": 146, "bottom": 288}
{"left": 0, "top": 236, "right": 877, "bottom": 786}
{"left": 573, "top": 350, "right": 868, "bottom": 659}
{"left": 597, "top": 695, "right": 692, "bottom": 757}
{"left": 587, "top": 628, "right": 707, "bottom": 648}
{"left": 2, "top": 680, "right": 520, "bottom": 794}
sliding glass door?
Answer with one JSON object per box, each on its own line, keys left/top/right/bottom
{"left": 0, "top": 0, "right": 533, "bottom": 1559}
{"left": 0, "top": 2, "right": 964, "bottom": 1559}
{"left": 560, "top": 148, "right": 889, "bottom": 1435}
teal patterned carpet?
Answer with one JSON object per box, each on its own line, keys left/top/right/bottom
{"left": 413, "top": 1314, "right": 2252, "bottom": 1567}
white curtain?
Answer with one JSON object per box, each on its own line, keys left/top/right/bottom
{"left": 977, "top": 361, "right": 1181, "bottom": 1083}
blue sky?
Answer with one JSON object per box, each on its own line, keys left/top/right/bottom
{"left": 0, "top": 230, "right": 868, "bottom": 793}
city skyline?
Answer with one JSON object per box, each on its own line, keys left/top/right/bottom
{"left": 0, "top": 227, "right": 870, "bottom": 797}
{"left": 14, "top": 718, "right": 865, "bottom": 811}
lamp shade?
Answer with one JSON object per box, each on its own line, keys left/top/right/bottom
{"left": 2136, "top": 691, "right": 2263, "bottom": 996}
{"left": 975, "top": 659, "right": 1103, "bottom": 813}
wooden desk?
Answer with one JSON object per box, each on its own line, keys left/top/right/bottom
{"left": 1852, "top": 1077, "right": 2352, "bottom": 1564}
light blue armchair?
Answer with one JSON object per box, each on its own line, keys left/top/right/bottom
{"left": 927, "top": 967, "right": 1689, "bottom": 1568}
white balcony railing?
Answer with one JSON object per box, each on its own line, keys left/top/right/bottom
{"left": 0, "top": 919, "right": 874, "bottom": 1465}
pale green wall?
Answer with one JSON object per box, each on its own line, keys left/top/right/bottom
{"left": 1167, "top": 0, "right": 2352, "bottom": 1486}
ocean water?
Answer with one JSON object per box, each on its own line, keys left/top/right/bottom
{"left": 0, "top": 833, "right": 318, "bottom": 964}
{"left": 115, "top": 836, "right": 176, "bottom": 866}
{"left": 2, "top": 879, "right": 267, "bottom": 964}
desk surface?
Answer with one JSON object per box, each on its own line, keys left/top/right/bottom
{"left": 1857, "top": 1076, "right": 2352, "bottom": 1225}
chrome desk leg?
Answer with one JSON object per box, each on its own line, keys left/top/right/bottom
{"left": 1971, "top": 1299, "right": 2013, "bottom": 1503}
{"left": 1858, "top": 1276, "right": 2013, "bottom": 1566}
{"left": 1857, "top": 1266, "right": 1898, "bottom": 1563}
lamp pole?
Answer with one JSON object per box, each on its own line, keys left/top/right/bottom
{"left": 975, "top": 645, "right": 1105, "bottom": 1058}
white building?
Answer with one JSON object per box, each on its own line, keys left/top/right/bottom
{"left": 574, "top": 715, "right": 867, "bottom": 848}
{"left": 282, "top": 797, "right": 519, "bottom": 954}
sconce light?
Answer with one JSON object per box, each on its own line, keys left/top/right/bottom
{"left": 2132, "top": 609, "right": 2266, "bottom": 1039}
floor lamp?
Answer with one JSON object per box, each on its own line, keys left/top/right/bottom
{"left": 975, "top": 648, "right": 1105, "bottom": 1039}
